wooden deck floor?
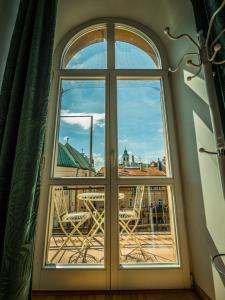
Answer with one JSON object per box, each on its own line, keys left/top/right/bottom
{"left": 32, "top": 290, "right": 200, "bottom": 300}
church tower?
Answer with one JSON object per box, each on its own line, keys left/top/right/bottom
{"left": 122, "top": 148, "right": 130, "bottom": 167}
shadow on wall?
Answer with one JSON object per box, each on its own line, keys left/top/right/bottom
{"left": 179, "top": 68, "right": 225, "bottom": 299}
{"left": 206, "top": 231, "right": 225, "bottom": 288}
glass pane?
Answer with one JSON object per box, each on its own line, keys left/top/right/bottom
{"left": 117, "top": 80, "right": 169, "bottom": 177}
{"left": 63, "top": 25, "right": 107, "bottom": 69}
{"left": 46, "top": 186, "right": 105, "bottom": 266}
{"left": 119, "top": 185, "right": 178, "bottom": 265}
{"left": 115, "top": 25, "right": 160, "bottom": 69}
{"left": 54, "top": 80, "right": 105, "bottom": 177}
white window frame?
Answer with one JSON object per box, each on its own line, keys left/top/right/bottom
{"left": 33, "top": 18, "right": 191, "bottom": 291}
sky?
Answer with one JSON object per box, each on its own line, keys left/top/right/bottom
{"left": 58, "top": 40, "right": 165, "bottom": 172}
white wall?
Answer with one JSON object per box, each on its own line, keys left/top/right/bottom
{"left": 54, "top": 0, "right": 225, "bottom": 298}
{"left": 0, "top": 0, "right": 20, "bottom": 89}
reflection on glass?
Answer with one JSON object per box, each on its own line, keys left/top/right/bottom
{"left": 115, "top": 25, "right": 159, "bottom": 69}
{"left": 63, "top": 25, "right": 107, "bottom": 69}
{"left": 119, "top": 185, "right": 178, "bottom": 264}
{"left": 54, "top": 80, "right": 105, "bottom": 177}
{"left": 117, "top": 80, "right": 168, "bottom": 177}
{"left": 46, "top": 186, "right": 105, "bottom": 265}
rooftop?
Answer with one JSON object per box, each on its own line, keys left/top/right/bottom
{"left": 98, "top": 166, "right": 166, "bottom": 176}
{"left": 57, "top": 142, "right": 95, "bottom": 172}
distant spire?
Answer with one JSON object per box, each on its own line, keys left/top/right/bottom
{"left": 66, "top": 137, "right": 70, "bottom": 144}
{"left": 122, "top": 148, "right": 129, "bottom": 167}
{"left": 157, "top": 158, "right": 162, "bottom": 171}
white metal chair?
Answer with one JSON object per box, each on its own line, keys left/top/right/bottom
{"left": 119, "top": 185, "right": 145, "bottom": 237}
{"left": 50, "top": 186, "right": 91, "bottom": 263}
{"left": 119, "top": 186, "right": 145, "bottom": 259}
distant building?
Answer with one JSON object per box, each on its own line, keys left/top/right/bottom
{"left": 98, "top": 149, "right": 166, "bottom": 177}
{"left": 120, "top": 149, "right": 166, "bottom": 173}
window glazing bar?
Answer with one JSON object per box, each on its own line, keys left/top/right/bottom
{"left": 107, "top": 22, "right": 115, "bottom": 70}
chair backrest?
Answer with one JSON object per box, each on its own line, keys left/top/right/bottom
{"left": 133, "top": 186, "right": 145, "bottom": 218}
{"left": 52, "top": 186, "right": 68, "bottom": 222}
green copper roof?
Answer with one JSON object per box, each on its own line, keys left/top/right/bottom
{"left": 57, "top": 143, "right": 79, "bottom": 168}
{"left": 57, "top": 142, "right": 95, "bottom": 172}
{"left": 64, "top": 143, "right": 95, "bottom": 172}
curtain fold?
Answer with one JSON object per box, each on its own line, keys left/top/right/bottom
{"left": 191, "top": 0, "right": 225, "bottom": 136}
{"left": 0, "top": 0, "right": 57, "bottom": 298}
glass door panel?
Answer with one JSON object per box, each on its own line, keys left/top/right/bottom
{"left": 54, "top": 79, "right": 106, "bottom": 178}
{"left": 117, "top": 79, "right": 169, "bottom": 177}
{"left": 118, "top": 185, "right": 178, "bottom": 265}
{"left": 46, "top": 185, "right": 105, "bottom": 266}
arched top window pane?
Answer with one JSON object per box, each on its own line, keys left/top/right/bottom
{"left": 62, "top": 22, "right": 161, "bottom": 70}
{"left": 62, "top": 25, "right": 107, "bottom": 69}
{"left": 115, "top": 24, "right": 160, "bottom": 69}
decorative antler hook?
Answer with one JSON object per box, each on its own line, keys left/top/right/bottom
{"left": 164, "top": 27, "right": 202, "bottom": 80}
{"left": 164, "top": 1, "right": 225, "bottom": 79}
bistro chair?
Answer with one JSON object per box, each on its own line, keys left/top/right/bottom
{"left": 119, "top": 185, "right": 146, "bottom": 260}
{"left": 49, "top": 186, "right": 91, "bottom": 263}
{"left": 119, "top": 185, "right": 145, "bottom": 238}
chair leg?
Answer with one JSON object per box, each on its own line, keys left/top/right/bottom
{"left": 50, "top": 216, "right": 89, "bottom": 263}
{"left": 119, "top": 219, "right": 149, "bottom": 261}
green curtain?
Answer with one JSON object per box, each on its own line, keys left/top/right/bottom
{"left": 0, "top": 0, "right": 57, "bottom": 299}
{"left": 191, "top": 0, "right": 225, "bottom": 136}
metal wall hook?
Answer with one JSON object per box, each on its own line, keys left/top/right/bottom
{"left": 211, "top": 28, "right": 225, "bottom": 48}
{"left": 164, "top": 27, "right": 201, "bottom": 79}
{"left": 186, "top": 59, "right": 202, "bottom": 68}
{"left": 208, "top": 43, "right": 222, "bottom": 62}
{"left": 199, "top": 147, "right": 225, "bottom": 157}
{"left": 199, "top": 147, "right": 218, "bottom": 155}
{"left": 212, "top": 254, "right": 225, "bottom": 277}
{"left": 186, "top": 66, "right": 202, "bottom": 81}
{"left": 205, "top": 0, "right": 225, "bottom": 61}
{"left": 164, "top": 2, "right": 225, "bottom": 79}
{"left": 164, "top": 27, "right": 200, "bottom": 50}
{"left": 213, "top": 58, "right": 225, "bottom": 65}
{"left": 168, "top": 52, "right": 200, "bottom": 73}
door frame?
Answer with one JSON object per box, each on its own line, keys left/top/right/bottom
{"left": 32, "top": 18, "right": 191, "bottom": 291}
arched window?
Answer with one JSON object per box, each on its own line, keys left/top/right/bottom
{"left": 35, "top": 19, "right": 187, "bottom": 291}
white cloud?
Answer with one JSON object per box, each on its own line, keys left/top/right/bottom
{"left": 93, "top": 153, "right": 104, "bottom": 171}
{"left": 119, "top": 137, "right": 129, "bottom": 144}
{"left": 61, "top": 110, "right": 105, "bottom": 130}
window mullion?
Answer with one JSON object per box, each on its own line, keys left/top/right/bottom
{"left": 107, "top": 22, "right": 115, "bottom": 70}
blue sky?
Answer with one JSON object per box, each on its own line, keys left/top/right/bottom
{"left": 59, "top": 41, "right": 165, "bottom": 171}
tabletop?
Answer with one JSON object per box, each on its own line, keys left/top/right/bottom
{"left": 78, "top": 192, "right": 124, "bottom": 201}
